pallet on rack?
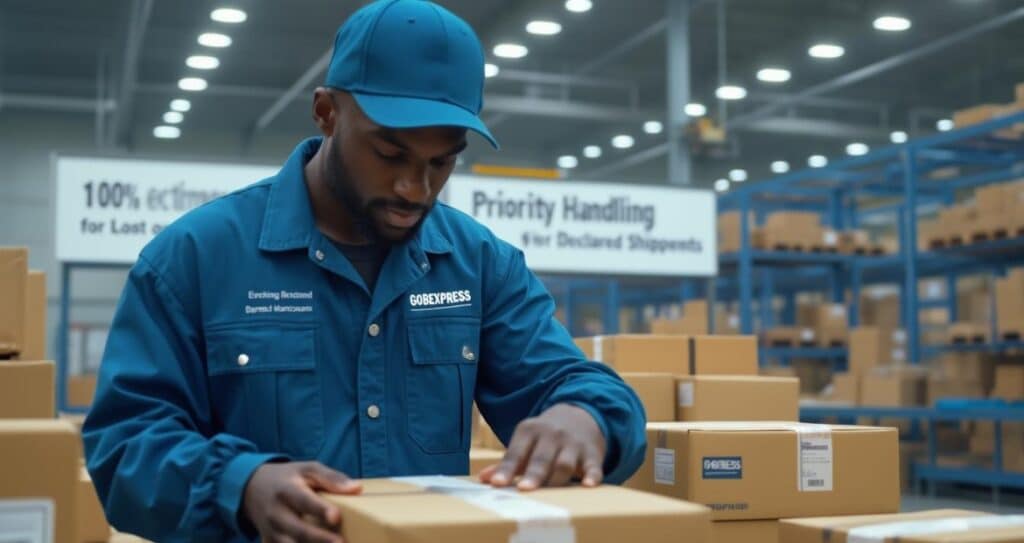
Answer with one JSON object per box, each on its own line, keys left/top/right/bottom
{"left": 762, "top": 326, "right": 817, "bottom": 348}
{"left": 946, "top": 322, "right": 990, "bottom": 345}
{"left": 1000, "top": 326, "right": 1024, "bottom": 343}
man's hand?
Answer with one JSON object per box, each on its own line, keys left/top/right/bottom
{"left": 242, "top": 461, "right": 362, "bottom": 543}
{"left": 478, "top": 404, "right": 606, "bottom": 490}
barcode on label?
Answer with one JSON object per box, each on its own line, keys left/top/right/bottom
{"left": 806, "top": 479, "right": 825, "bottom": 487}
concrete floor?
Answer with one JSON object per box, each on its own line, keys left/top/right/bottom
{"left": 902, "top": 491, "right": 1024, "bottom": 515}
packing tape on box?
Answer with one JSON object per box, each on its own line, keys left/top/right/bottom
{"left": 394, "top": 476, "right": 575, "bottom": 543}
{"left": 677, "top": 381, "right": 694, "bottom": 407}
{"left": 846, "top": 515, "right": 1024, "bottom": 542}
{"left": 592, "top": 336, "right": 604, "bottom": 363}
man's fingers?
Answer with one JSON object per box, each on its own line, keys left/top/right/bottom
{"left": 546, "top": 446, "right": 581, "bottom": 488}
{"left": 268, "top": 507, "right": 343, "bottom": 543}
{"left": 518, "top": 439, "right": 559, "bottom": 491}
{"left": 302, "top": 462, "right": 362, "bottom": 495}
{"left": 491, "top": 425, "right": 537, "bottom": 487}
{"left": 280, "top": 484, "right": 344, "bottom": 529}
{"left": 581, "top": 447, "right": 604, "bottom": 487}
{"left": 477, "top": 464, "right": 500, "bottom": 483}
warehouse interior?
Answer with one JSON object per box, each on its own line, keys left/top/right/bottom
{"left": 3, "top": 0, "right": 1024, "bottom": 541}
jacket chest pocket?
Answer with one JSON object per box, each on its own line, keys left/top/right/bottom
{"left": 205, "top": 325, "right": 325, "bottom": 459}
{"left": 405, "top": 317, "right": 479, "bottom": 454}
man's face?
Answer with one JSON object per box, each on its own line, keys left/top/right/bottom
{"left": 322, "top": 92, "right": 467, "bottom": 244}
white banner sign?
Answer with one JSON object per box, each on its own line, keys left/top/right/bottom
{"left": 444, "top": 176, "right": 717, "bottom": 276}
{"left": 54, "top": 156, "right": 278, "bottom": 264}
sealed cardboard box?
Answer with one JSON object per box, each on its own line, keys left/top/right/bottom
{"left": 0, "top": 360, "right": 55, "bottom": 418}
{"left": 830, "top": 373, "right": 860, "bottom": 404}
{"left": 575, "top": 334, "right": 756, "bottom": 375}
{"left": 718, "top": 212, "right": 754, "bottom": 253}
{"left": 996, "top": 269, "right": 1024, "bottom": 338}
{"left": 627, "top": 422, "right": 899, "bottom": 521}
{"left": 621, "top": 373, "right": 676, "bottom": 422}
{"left": 993, "top": 365, "right": 1024, "bottom": 401}
{"left": 468, "top": 448, "right": 504, "bottom": 476}
{"left": 926, "top": 375, "right": 984, "bottom": 406}
{"left": 650, "top": 300, "right": 708, "bottom": 335}
{"left": 848, "top": 327, "right": 904, "bottom": 375}
{"left": 710, "top": 520, "right": 778, "bottom": 543}
{"left": 18, "top": 270, "right": 48, "bottom": 361}
{"left": 0, "top": 247, "right": 29, "bottom": 355}
{"left": 77, "top": 465, "right": 111, "bottom": 543}
{"left": 324, "top": 476, "right": 712, "bottom": 543}
{"left": 779, "top": 509, "right": 1022, "bottom": 543}
{"left": 0, "top": 420, "right": 81, "bottom": 543}
{"left": 676, "top": 376, "right": 798, "bottom": 422}
{"left": 861, "top": 367, "right": 927, "bottom": 407}
{"left": 68, "top": 374, "right": 98, "bottom": 408}
{"left": 939, "top": 351, "right": 995, "bottom": 393}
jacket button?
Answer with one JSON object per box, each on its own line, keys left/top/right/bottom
{"left": 314, "top": 249, "right": 325, "bottom": 261}
{"left": 367, "top": 404, "right": 381, "bottom": 419}
{"left": 420, "top": 262, "right": 429, "bottom": 271}
{"left": 368, "top": 323, "right": 381, "bottom": 337}
{"left": 237, "top": 354, "right": 250, "bottom": 366}
{"left": 462, "top": 346, "right": 475, "bottom": 361}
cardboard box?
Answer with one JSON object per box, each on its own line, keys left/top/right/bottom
{"left": 323, "top": 477, "right": 712, "bottom": 543}
{"left": 947, "top": 321, "right": 989, "bottom": 344}
{"left": 710, "top": 520, "right": 778, "bottom": 543}
{"left": 840, "top": 229, "right": 872, "bottom": 254}
{"left": 763, "top": 212, "right": 822, "bottom": 249}
{"left": 0, "top": 420, "right": 81, "bottom": 543}
{"left": 650, "top": 300, "right": 708, "bottom": 335}
{"left": 993, "top": 365, "right": 1024, "bottom": 401}
{"left": 0, "top": 247, "right": 28, "bottom": 355}
{"left": 718, "top": 212, "right": 755, "bottom": 253}
{"left": 77, "top": 465, "right": 111, "bottom": 543}
{"left": 1018, "top": 83, "right": 1024, "bottom": 103}
{"left": 575, "top": 334, "right": 757, "bottom": 376}
{"left": 68, "top": 374, "right": 98, "bottom": 408}
{"left": 468, "top": 448, "right": 504, "bottom": 476}
{"left": 861, "top": 367, "right": 927, "bottom": 407}
{"left": 780, "top": 509, "right": 1009, "bottom": 543}
{"left": 18, "top": 270, "right": 48, "bottom": 361}
{"left": 793, "top": 359, "right": 833, "bottom": 395}
{"left": 849, "top": 327, "right": 904, "bottom": 375}
{"left": 627, "top": 422, "right": 899, "bottom": 521}
{"left": 938, "top": 351, "right": 995, "bottom": 392}
{"left": 763, "top": 326, "right": 816, "bottom": 346}
{"left": 996, "top": 269, "right": 1024, "bottom": 338}
{"left": 760, "top": 365, "right": 797, "bottom": 378}
{"left": 0, "top": 360, "right": 55, "bottom": 418}
{"left": 675, "top": 376, "right": 799, "bottom": 422}
{"left": 954, "top": 103, "right": 1024, "bottom": 138}
{"left": 830, "top": 373, "right": 860, "bottom": 404}
{"left": 621, "top": 373, "right": 676, "bottom": 422}
{"left": 926, "top": 376, "right": 985, "bottom": 406}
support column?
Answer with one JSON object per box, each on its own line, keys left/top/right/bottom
{"left": 667, "top": 0, "right": 694, "bottom": 185}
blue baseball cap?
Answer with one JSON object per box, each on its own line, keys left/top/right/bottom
{"left": 325, "top": 0, "right": 498, "bottom": 148}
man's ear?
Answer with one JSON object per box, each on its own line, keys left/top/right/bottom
{"left": 312, "top": 88, "right": 338, "bottom": 136}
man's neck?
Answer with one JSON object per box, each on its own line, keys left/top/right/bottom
{"left": 303, "top": 143, "right": 368, "bottom": 245}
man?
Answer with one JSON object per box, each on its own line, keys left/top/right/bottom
{"left": 83, "top": 1, "right": 646, "bottom": 542}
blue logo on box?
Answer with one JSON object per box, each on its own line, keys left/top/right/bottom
{"left": 702, "top": 456, "right": 742, "bottom": 479}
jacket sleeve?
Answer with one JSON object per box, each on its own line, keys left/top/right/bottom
{"left": 82, "top": 255, "right": 284, "bottom": 542}
{"left": 475, "top": 247, "right": 647, "bottom": 484}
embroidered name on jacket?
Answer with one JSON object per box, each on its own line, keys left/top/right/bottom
{"left": 409, "top": 290, "right": 473, "bottom": 311}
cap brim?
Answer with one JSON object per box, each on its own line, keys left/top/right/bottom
{"left": 351, "top": 92, "right": 499, "bottom": 149}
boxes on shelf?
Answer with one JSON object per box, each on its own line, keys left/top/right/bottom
{"left": 938, "top": 351, "right": 995, "bottom": 393}
{"left": 323, "top": 477, "right": 712, "bottom": 543}
{"left": 848, "top": 327, "right": 906, "bottom": 375}
{"left": 839, "top": 229, "right": 871, "bottom": 254}
{"left": 971, "top": 422, "right": 1024, "bottom": 472}
{"left": 762, "top": 212, "right": 822, "bottom": 250}
{"left": 718, "top": 212, "right": 755, "bottom": 254}
{"left": 953, "top": 103, "right": 1024, "bottom": 139}
{"left": 996, "top": 269, "right": 1024, "bottom": 339}
{"left": 0, "top": 360, "right": 55, "bottom": 419}
{"left": 858, "top": 292, "right": 901, "bottom": 331}
{"left": 779, "top": 509, "right": 1020, "bottom": 543}
{"left": 650, "top": 300, "right": 708, "bottom": 335}
{"left": 574, "top": 334, "right": 757, "bottom": 376}
{"left": 992, "top": 365, "right": 1024, "bottom": 401}
{"left": 861, "top": 366, "right": 928, "bottom": 407}
{"left": 792, "top": 359, "right": 833, "bottom": 395}
{"left": 762, "top": 326, "right": 816, "bottom": 347}
{"left": 946, "top": 321, "right": 989, "bottom": 344}
{"left": 0, "top": 247, "right": 29, "bottom": 356}
{"left": 815, "top": 304, "right": 848, "bottom": 347}
{"left": 940, "top": 205, "right": 977, "bottom": 246}
{"left": 926, "top": 375, "right": 985, "bottom": 406}
{"left": 626, "top": 422, "right": 899, "bottom": 521}
{"left": 67, "top": 374, "right": 98, "bottom": 408}
{"left": 917, "top": 220, "right": 945, "bottom": 250}
{"left": 829, "top": 373, "right": 860, "bottom": 404}
{"left": 674, "top": 376, "right": 799, "bottom": 422}
{"left": 0, "top": 420, "right": 81, "bottom": 543}
{"left": 621, "top": 373, "right": 676, "bottom": 422}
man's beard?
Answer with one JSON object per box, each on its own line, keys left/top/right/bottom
{"left": 323, "top": 142, "right": 432, "bottom": 244}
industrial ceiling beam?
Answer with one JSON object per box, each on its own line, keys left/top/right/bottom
{"left": 483, "top": 95, "right": 656, "bottom": 122}
{"left": 110, "top": 0, "right": 154, "bottom": 148}
{"left": 248, "top": 48, "right": 332, "bottom": 138}
{"left": 0, "top": 93, "right": 116, "bottom": 114}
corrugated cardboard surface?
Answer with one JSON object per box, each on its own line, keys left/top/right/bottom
{"left": 574, "top": 335, "right": 757, "bottom": 376}
{"left": 0, "top": 247, "right": 28, "bottom": 355}
{"left": 779, "top": 509, "right": 1013, "bottom": 543}
{"left": 77, "top": 466, "right": 111, "bottom": 543}
{"left": 996, "top": 270, "right": 1024, "bottom": 335}
{"left": 830, "top": 373, "right": 860, "bottom": 404}
{"left": 0, "top": 360, "right": 55, "bottom": 418}
{"left": 324, "top": 478, "right": 711, "bottom": 543}
{"left": 691, "top": 336, "right": 757, "bottom": 375}
{"left": 862, "top": 369, "right": 927, "bottom": 407}
{"left": 621, "top": 373, "right": 675, "bottom": 422}
{"left": 68, "top": 374, "right": 99, "bottom": 408}
{"left": 0, "top": 420, "right": 81, "bottom": 543}
{"left": 675, "top": 376, "right": 799, "bottom": 422}
{"left": 626, "top": 422, "right": 899, "bottom": 521}
{"left": 993, "top": 365, "right": 1024, "bottom": 401}
{"left": 20, "top": 270, "right": 47, "bottom": 361}
{"left": 468, "top": 448, "right": 504, "bottom": 476}
{"left": 849, "top": 327, "right": 902, "bottom": 375}
{"left": 939, "top": 352, "right": 995, "bottom": 393}
{"left": 927, "top": 376, "right": 984, "bottom": 406}
{"left": 711, "top": 520, "right": 778, "bottom": 543}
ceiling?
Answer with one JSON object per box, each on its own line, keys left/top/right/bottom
{"left": 3, "top": 0, "right": 1024, "bottom": 189}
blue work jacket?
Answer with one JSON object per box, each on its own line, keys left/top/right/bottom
{"left": 82, "top": 137, "right": 646, "bottom": 542}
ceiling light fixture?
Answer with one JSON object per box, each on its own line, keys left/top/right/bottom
{"left": 484, "top": 63, "right": 500, "bottom": 78}
{"left": 186, "top": 55, "right": 220, "bottom": 70}
{"left": 178, "top": 77, "right": 208, "bottom": 91}
{"left": 565, "top": 0, "right": 593, "bottom": 13}
{"left": 873, "top": 15, "right": 911, "bottom": 32}
{"left": 611, "top": 135, "right": 635, "bottom": 149}
{"left": 771, "top": 160, "right": 790, "bottom": 174}
{"left": 716, "top": 85, "right": 747, "bottom": 100}
{"left": 714, "top": 179, "right": 730, "bottom": 192}
{"left": 643, "top": 121, "right": 664, "bottom": 135}
{"left": 685, "top": 102, "right": 707, "bottom": 117}
{"left": 757, "top": 67, "right": 791, "bottom": 83}
{"left": 728, "top": 169, "right": 748, "bottom": 182}
{"left": 937, "top": 119, "right": 954, "bottom": 132}
{"left": 558, "top": 155, "right": 579, "bottom": 169}
{"left": 153, "top": 126, "right": 181, "bottom": 139}
{"left": 890, "top": 130, "right": 908, "bottom": 144}
{"left": 169, "top": 99, "right": 191, "bottom": 112}
{"left": 493, "top": 43, "right": 528, "bottom": 59}
{"left": 526, "top": 20, "right": 562, "bottom": 35}
{"left": 210, "top": 8, "right": 247, "bottom": 23}
{"left": 808, "top": 43, "right": 845, "bottom": 59}
{"left": 808, "top": 155, "right": 828, "bottom": 168}
{"left": 583, "top": 145, "right": 602, "bottom": 159}
{"left": 163, "top": 111, "right": 184, "bottom": 124}
{"left": 846, "top": 142, "right": 870, "bottom": 156}
{"left": 198, "top": 32, "right": 232, "bottom": 48}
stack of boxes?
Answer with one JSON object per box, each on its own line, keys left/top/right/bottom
{"left": 717, "top": 212, "right": 885, "bottom": 255}
{"left": 0, "top": 246, "right": 114, "bottom": 543}
{"left": 918, "top": 181, "right": 1024, "bottom": 250}
{"left": 828, "top": 327, "right": 907, "bottom": 405}
{"left": 996, "top": 268, "right": 1024, "bottom": 340}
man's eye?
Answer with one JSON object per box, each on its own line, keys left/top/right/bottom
{"left": 431, "top": 156, "right": 457, "bottom": 168}
{"left": 375, "top": 150, "right": 403, "bottom": 163}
